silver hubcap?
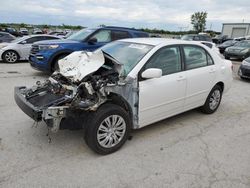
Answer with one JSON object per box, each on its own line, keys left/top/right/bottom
{"left": 97, "top": 115, "right": 126, "bottom": 148}
{"left": 5, "top": 52, "right": 17, "bottom": 63}
{"left": 209, "top": 89, "right": 221, "bottom": 110}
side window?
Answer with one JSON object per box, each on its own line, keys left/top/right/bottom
{"left": 112, "top": 31, "right": 130, "bottom": 41}
{"left": 193, "top": 36, "right": 200, "bottom": 41}
{"left": 26, "top": 36, "right": 44, "bottom": 44}
{"left": 207, "top": 54, "right": 214, "bottom": 65}
{"left": 92, "top": 30, "right": 111, "bottom": 42}
{"left": 183, "top": 45, "right": 213, "bottom": 70}
{"left": 43, "top": 36, "right": 58, "bottom": 40}
{"left": 144, "top": 46, "right": 182, "bottom": 76}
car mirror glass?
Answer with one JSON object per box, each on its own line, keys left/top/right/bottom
{"left": 141, "top": 68, "right": 162, "bottom": 79}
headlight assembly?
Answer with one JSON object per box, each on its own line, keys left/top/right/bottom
{"left": 39, "top": 44, "right": 59, "bottom": 50}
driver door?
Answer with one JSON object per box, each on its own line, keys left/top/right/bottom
{"left": 86, "top": 29, "right": 112, "bottom": 51}
{"left": 138, "top": 46, "right": 187, "bottom": 128}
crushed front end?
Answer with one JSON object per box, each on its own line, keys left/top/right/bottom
{"left": 14, "top": 50, "right": 136, "bottom": 132}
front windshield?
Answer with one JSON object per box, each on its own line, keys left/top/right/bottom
{"left": 234, "top": 41, "right": 250, "bottom": 47}
{"left": 67, "top": 28, "right": 95, "bottom": 41}
{"left": 100, "top": 41, "right": 154, "bottom": 76}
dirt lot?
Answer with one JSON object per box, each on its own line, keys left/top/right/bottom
{"left": 0, "top": 60, "right": 250, "bottom": 188}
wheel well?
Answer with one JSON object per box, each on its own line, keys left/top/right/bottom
{"left": 51, "top": 53, "right": 70, "bottom": 71}
{"left": 106, "top": 93, "right": 133, "bottom": 118}
{"left": 216, "top": 82, "right": 224, "bottom": 92}
{"left": 2, "top": 50, "right": 20, "bottom": 60}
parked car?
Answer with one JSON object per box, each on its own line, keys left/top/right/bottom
{"left": 15, "top": 38, "right": 233, "bottom": 154}
{"left": 0, "top": 31, "right": 16, "bottom": 43}
{"left": 181, "top": 34, "right": 212, "bottom": 42}
{"left": 238, "top": 56, "right": 250, "bottom": 79}
{"left": 218, "top": 40, "right": 238, "bottom": 53}
{"left": 33, "top": 28, "right": 43, "bottom": 34}
{"left": 20, "top": 28, "right": 29, "bottom": 35}
{"left": 212, "top": 35, "right": 231, "bottom": 44}
{"left": 224, "top": 40, "right": 250, "bottom": 60}
{"left": 234, "top": 37, "right": 246, "bottom": 41}
{"left": 0, "top": 35, "right": 60, "bottom": 63}
{"left": 4, "top": 27, "right": 22, "bottom": 37}
{"left": 199, "top": 41, "right": 220, "bottom": 54}
{"left": 29, "top": 26, "right": 149, "bottom": 72}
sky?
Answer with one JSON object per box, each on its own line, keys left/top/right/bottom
{"left": 0, "top": 0, "right": 250, "bottom": 32}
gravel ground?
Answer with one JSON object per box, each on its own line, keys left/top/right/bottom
{"left": 0, "top": 60, "right": 250, "bottom": 188}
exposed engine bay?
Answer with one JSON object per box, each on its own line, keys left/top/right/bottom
{"left": 15, "top": 50, "right": 139, "bottom": 132}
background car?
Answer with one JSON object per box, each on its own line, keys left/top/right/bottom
{"left": 199, "top": 41, "right": 220, "bottom": 54}
{"left": 238, "top": 56, "right": 250, "bottom": 79}
{"left": 0, "top": 35, "right": 60, "bottom": 63}
{"left": 3, "top": 27, "right": 22, "bottom": 37}
{"left": 181, "top": 34, "right": 212, "bottom": 42}
{"left": 19, "top": 28, "right": 29, "bottom": 35}
{"left": 0, "top": 31, "right": 16, "bottom": 43}
{"left": 29, "top": 26, "right": 149, "bottom": 72}
{"left": 224, "top": 40, "right": 250, "bottom": 60}
{"left": 212, "top": 35, "right": 232, "bottom": 44}
{"left": 218, "top": 40, "right": 238, "bottom": 53}
{"left": 15, "top": 38, "right": 232, "bottom": 154}
{"left": 32, "top": 28, "right": 43, "bottom": 34}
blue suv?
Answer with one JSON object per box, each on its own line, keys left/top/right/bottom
{"left": 29, "top": 26, "right": 149, "bottom": 72}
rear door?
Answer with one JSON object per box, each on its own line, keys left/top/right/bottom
{"left": 182, "top": 45, "right": 216, "bottom": 109}
{"left": 111, "top": 30, "right": 131, "bottom": 40}
{"left": 139, "top": 46, "right": 187, "bottom": 127}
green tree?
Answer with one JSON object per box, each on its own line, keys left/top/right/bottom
{"left": 191, "top": 12, "right": 207, "bottom": 33}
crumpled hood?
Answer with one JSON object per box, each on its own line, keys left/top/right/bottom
{"left": 58, "top": 50, "right": 122, "bottom": 82}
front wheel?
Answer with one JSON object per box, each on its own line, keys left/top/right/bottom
{"left": 3, "top": 50, "right": 19, "bottom": 63}
{"left": 84, "top": 103, "right": 131, "bottom": 155}
{"left": 200, "top": 85, "right": 222, "bottom": 114}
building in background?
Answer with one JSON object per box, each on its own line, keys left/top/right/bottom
{"left": 222, "top": 23, "right": 250, "bottom": 38}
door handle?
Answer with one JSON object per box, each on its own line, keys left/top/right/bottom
{"left": 176, "top": 76, "right": 186, "bottom": 81}
{"left": 209, "top": 69, "right": 216, "bottom": 73}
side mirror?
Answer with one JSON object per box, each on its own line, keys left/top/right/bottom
{"left": 88, "top": 37, "right": 97, "bottom": 44}
{"left": 141, "top": 68, "right": 162, "bottom": 79}
{"left": 20, "top": 40, "right": 27, "bottom": 44}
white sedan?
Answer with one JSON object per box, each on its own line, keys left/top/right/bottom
{"left": 0, "top": 35, "right": 60, "bottom": 63}
{"left": 15, "top": 38, "right": 233, "bottom": 154}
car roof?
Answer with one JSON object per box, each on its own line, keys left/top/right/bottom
{"left": 118, "top": 38, "right": 208, "bottom": 46}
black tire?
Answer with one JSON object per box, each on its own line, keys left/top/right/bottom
{"left": 2, "top": 50, "right": 19, "bottom": 63}
{"left": 84, "top": 103, "right": 131, "bottom": 155}
{"left": 200, "top": 85, "right": 222, "bottom": 114}
{"left": 52, "top": 54, "right": 68, "bottom": 72}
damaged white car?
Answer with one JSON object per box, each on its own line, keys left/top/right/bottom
{"left": 15, "top": 38, "right": 233, "bottom": 154}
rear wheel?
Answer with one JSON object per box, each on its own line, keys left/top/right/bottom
{"left": 200, "top": 85, "right": 222, "bottom": 114}
{"left": 84, "top": 103, "right": 131, "bottom": 155}
{"left": 3, "top": 50, "right": 19, "bottom": 63}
